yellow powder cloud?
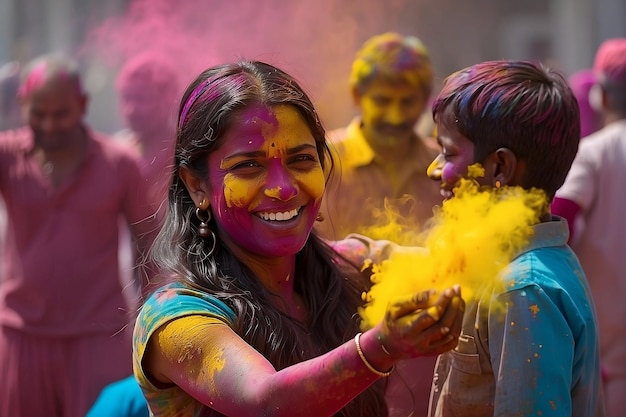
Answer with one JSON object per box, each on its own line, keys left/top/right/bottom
{"left": 359, "top": 174, "right": 547, "bottom": 329}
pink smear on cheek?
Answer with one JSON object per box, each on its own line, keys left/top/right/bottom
{"left": 442, "top": 163, "right": 462, "bottom": 185}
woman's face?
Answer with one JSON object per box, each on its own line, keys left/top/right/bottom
{"left": 205, "top": 104, "right": 325, "bottom": 258}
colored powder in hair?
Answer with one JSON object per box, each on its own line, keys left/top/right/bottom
{"left": 358, "top": 177, "right": 547, "bottom": 329}
{"left": 17, "top": 61, "right": 48, "bottom": 98}
{"left": 593, "top": 38, "right": 626, "bottom": 84}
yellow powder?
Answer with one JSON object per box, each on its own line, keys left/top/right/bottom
{"left": 359, "top": 176, "right": 547, "bottom": 329}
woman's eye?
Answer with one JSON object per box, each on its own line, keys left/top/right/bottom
{"left": 289, "top": 154, "right": 319, "bottom": 168}
{"left": 291, "top": 154, "right": 315, "bottom": 163}
{"left": 230, "top": 160, "right": 263, "bottom": 173}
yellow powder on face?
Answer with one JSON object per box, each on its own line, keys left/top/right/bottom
{"left": 221, "top": 105, "right": 324, "bottom": 209}
{"left": 359, "top": 177, "right": 547, "bottom": 329}
{"left": 223, "top": 173, "right": 264, "bottom": 209}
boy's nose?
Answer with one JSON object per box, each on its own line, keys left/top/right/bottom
{"left": 427, "top": 154, "right": 444, "bottom": 180}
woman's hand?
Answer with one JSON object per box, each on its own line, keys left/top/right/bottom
{"left": 378, "top": 286, "right": 464, "bottom": 359}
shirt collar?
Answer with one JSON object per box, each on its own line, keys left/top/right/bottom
{"left": 337, "top": 117, "right": 376, "bottom": 168}
{"left": 513, "top": 215, "right": 569, "bottom": 259}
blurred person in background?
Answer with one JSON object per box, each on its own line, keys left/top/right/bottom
{"left": 0, "top": 61, "right": 21, "bottom": 131}
{"left": 0, "top": 61, "right": 21, "bottom": 279}
{"left": 568, "top": 69, "right": 602, "bottom": 139}
{"left": 552, "top": 38, "right": 626, "bottom": 417}
{"left": 316, "top": 32, "right": 443, "bottom": 417}
{"left": 317, "top": 33, "right": 442, "bottom": 244}
{"left": 0, "top": 52, "right": 160, "bottom": 417}
{"left": 113, "top": 51, "right": 180, "bottom": 211}
{"left": 113, "top": 52, "right": 180, "bottom": 302}
{"left": 86, "top": 52, "right": 180, "bottom": 417}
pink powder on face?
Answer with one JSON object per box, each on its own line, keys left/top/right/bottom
{"left": 441, "top": 163, "right": 462, "bottom": 186}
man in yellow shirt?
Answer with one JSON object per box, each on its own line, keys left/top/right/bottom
{"left": 317, "top": 32, "right": 443, "bottom": 244}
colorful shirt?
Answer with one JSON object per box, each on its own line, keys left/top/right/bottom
{"left": 133, "top": 282, "right": 236, "bottom": 417}
{"left": 428, "top": 217, "right": 603, "bottom": 417}
{"left": 0, "top": 126, "right": 157, "bottom": 336}
{"left": 316, "top": 117, "right": 443, "bottom": 241}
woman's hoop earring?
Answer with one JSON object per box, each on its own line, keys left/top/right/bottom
{"left": 195, "top": 207, "right": 216, "bottom": 254}
{"left": 195, "top": 207, "right": 212, "bottom": 237}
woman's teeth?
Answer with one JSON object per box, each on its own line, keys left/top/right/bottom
{"left": 257, "top": 208, "right": 299, "bottom": 221}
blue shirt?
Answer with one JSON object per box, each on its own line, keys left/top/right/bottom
{"left": 86, "top": 375, "right": 148, "bottom": 417}
{"left": 429, "top": 217, "right": 603, "bottom": 417}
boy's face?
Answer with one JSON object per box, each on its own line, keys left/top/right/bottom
{"left": 427, "top": 109, "right": 485, "bottom": 199}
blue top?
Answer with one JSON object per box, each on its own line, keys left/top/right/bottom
{"left": 429, "top": 216, "right": 604, "bottom": 417}
{"left": 85, "top": 375, "right": 148, "bottom": 417}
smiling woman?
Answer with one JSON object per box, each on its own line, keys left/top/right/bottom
{"left": 132, "top": 60, "right": 465, "bottom": 417}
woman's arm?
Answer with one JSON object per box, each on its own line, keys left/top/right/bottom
{"left": 145, "top": 288, "right": 463, "bottom": 417}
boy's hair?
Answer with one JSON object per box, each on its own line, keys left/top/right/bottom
{"left": 432, "top": 60, "right": 580, "bottom": 198}
{"left": 350, "top": 32, "right": 433, "bottom": 98}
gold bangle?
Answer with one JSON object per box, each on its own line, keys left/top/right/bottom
{"left": 354, "top": 332, "right": 394, "bottom": 377}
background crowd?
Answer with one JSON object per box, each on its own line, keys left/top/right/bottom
{"left": 0, "top": 1, "right": 624, "bottom": 416}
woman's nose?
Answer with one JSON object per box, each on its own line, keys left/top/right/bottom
{"left": 264, "top": 159, "right": 297, "bottom": 201}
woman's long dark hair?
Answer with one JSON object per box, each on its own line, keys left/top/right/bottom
{"left": 151, "top": 61, "right": 387, "bottom": 417}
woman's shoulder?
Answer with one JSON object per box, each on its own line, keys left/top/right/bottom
{"left": 142, "top": 281, "right": 237, "bottom": 326}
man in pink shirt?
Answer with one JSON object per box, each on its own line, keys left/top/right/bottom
{"left": 0, "top": 53, "right": 161, "bottom": 416}
{"left": 552, "top": 38, "right": 626, "bottom": 416}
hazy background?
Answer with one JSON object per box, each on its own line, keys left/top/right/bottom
{"left": 0, "top": 0, "right": 624, "bottom": 133}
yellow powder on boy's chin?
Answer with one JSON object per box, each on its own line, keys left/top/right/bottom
{"left": 359, "top": 177, "right": 547, "bottom": 330}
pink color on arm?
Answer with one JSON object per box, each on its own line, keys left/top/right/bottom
{"left": 551, "top": 197, "right": 581, "bottom": 243}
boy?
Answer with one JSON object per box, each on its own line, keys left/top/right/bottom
{"left": 426, "top": 60, "right": 604, "bottom": 417}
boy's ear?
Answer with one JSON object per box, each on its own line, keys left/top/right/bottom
{"left": 179, "top": 166, "right": 209, "bottom": 207}
{"left": 485, "top": 147, "right": 521, "bottom": 187}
